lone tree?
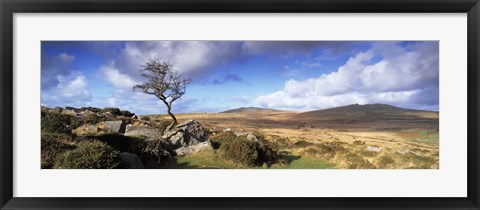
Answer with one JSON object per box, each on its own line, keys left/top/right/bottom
{"left": 133, "top": 58, "right": 191, "bottom": 131}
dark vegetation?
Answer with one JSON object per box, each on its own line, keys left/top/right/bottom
{"left": 100, "top": 107, "right": 135, "bottom": 117}
{"left": 87, "top": 133, "right": 171, "bottom": 168}
{"left": 41, "top": 108, "right": 170, "bottom": 169}
{"left": 210, "top": 131, "right": 279, "bottom": 167}
{"left": 41, "top": 111, "right": 80, "bottom": 135}
{"left": 55, "top": 141, "right": 123, "bottom": 169}
{"left": 41, "top": 133, "right": 76, "bottom": 168}
{"left": 42, "top": 106, "right": 284, "bottom": 169}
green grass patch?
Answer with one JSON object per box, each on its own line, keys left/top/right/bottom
{"left": 401, "top": 129, "right": 439, "bottom": 145}
{"left": 271, "top": 156, "right": 335, "bottom": 169}
{"left": 167, "top": 151, "right": 335, "bottom": 169}
{"left": 165, "top": 150, "right": 240, "bottom": 169}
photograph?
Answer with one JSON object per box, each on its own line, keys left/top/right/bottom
{"left": 40, "top": 40, "right": 439, "bottom": 169}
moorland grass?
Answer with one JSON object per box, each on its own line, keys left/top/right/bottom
{"left": 165, "top": 150, "right": 240, "bottom": 169}
{"left": 271, "top": 156, "right": 335, "bottom": 169}
{"left": 55, "top": 140, "right": 123, "bottom": 169}
{"left": 41, "top": 133, "right": 77, "bottom": 169}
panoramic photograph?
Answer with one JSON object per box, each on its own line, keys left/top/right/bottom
{"left": 41, "top": 41, "right": 439, "bottom": 169}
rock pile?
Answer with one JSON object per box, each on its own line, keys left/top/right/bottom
{"left": 175, "top": 141, "right": 214, "bottom": 156}
{"left": 124, "top": 124, "right": 163, "bottom": 138}
{"left": 47, "top": 105, "right": 220, "bottom": 168}
{"left": 103, "top": 120, "right": 126, "bottom": 133}
{"left": 162, "top": 119, "right": 209, "bottom": 148}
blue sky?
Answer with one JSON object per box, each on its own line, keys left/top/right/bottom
{"left": 41, "top": 41, "right": 439, "bottom": 115}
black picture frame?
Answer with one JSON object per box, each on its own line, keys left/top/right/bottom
{"left": 1, "top": 0, "right": 479, "bottom": 209}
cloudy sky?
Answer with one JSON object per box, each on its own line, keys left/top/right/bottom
{"left": 41, "top": 41, "right": 439, "bottom": 115}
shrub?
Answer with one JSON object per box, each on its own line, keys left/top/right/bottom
{"left": 53, "top": 107, "right": 63, "bottom": 113}
{"left": 221, "top": 138, "right": 260, "bottom": 167}
{"left": 377, "top": 155, "right": 396, "bottom": 168}
{"left": 89, "top": 133, "right": 171, "bottom": 168}
{"left": 100, "top": 107, "right": 134, "bottom": 117}
{"left": 270, "top": 135, "right": 289, "bottom": 146}
{"left": 41, "top": 133, "right": 76, "bottom": 169}
{"left": 303, "top": 147, "right": 320, "bottom": 157}
{"left": 334, "top": 150, "right": 375, "bottom": 169}
{"left": 398, "top": 152, "right": 437, "bottom": 169}
{"left": 55, "top": 140, "right": 122, "bottom": 169}
{"left": 101, "top": 107, "right": 121, "bottom": 115}
{"left": 313, "top": 142, "right": 346, "bottom": 159}
{"left": 353, "top": 140, "right": 365, "bottom": 145}
{"left": 358, "top": 149, "right": 378, "bottom": 158}
{"left": 209, "top": 131, "right": 281, "bottom": 167}
{"left": 119, "top": 110, "right": 135, "bottom": 117}
{"left": 41, "top": 111, "right": 79, "bottom": 134}
{"left": 265, "top": 135, "right": 290, "bottom": 151}
{"left": 210, "top": 131, "right": 238, "bottom": 144}
{"left": 65, "top": 106, "right": 77, "bottom": 111}
{"left": 290, "top": 140, "right": 314, "bottom": 148}
{"left": 80, "top": 106, "right": 101, "bottom": 113}
{"left": 82, "top": 113, "right": 105, "bottom": 125}
{"left": 297, "top": 141, "right": 346, "bottom": 160}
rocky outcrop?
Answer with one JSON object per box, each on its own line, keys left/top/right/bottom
{"left": 366, "top": 146, "right": 382, "bottom": 152}
{"left": 175, "top": 141, "right": 214, "bottom": 156}
{"left": 176, "top": 119, "right": 209, "bottom": 140}
{"left": 103, "top": 120, "right": 126, "bottom": 133}
{"left": 124, "top": 124, "right": 162, "bottom": 138}
{"left": 119, "top": 152, "right": 145, "bottom": 169}
{"left": 162, "top": 120, "right": 209, "bottom": 148}
{"left": 97, "top": 112, "right": 114, "bottom": 119}
{"left": 235, "top": 131, "right": 266, "bottom": 147}
{"left": 61, "top": 109, "right": 77, "bottom": 116}
{"left": 79, "top": 110, "right": 95, "bottom": 117}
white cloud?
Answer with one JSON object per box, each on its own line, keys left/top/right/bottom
{"left": 110, "top": 41, "right": 243, "bottom": 83}
{"left": 100, "top": 62, "right": 138, "bottom": 89}
{"left": 99, "top": 41, "right": 362, "bottom": 87}
{"left": 56, "top": 74, "right": 89, "bottom": 98}
{"left": 255, "top": 42, "right": 439, "bottom": 111}
{"left": 41, "top": 52, "right": 76, "bottom": 89}
{"left": 41, "top": 71, "right": 91, "bottom": 107}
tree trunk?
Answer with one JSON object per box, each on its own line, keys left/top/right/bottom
{"left": 166, "top": 107, "right": 177, "bottom": 131}
{"left": 160, "top": 99, "right": 178, "bottom": 131}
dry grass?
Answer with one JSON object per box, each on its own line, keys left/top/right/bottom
{"left": 149, "top": 106, "right": 438, "bottom": 169}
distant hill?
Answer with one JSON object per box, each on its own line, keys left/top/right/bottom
{"left": 221, "top": 107, "right": 294, "bottom": 115}
{"left": 283, "top": 104, "right": 438, "bottom": 129}
{"left": 306, "top": 103, "right": 434, "bottom": 114}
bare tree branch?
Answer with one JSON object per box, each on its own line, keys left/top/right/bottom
{"left": 133, "top": 58, "right": 191, "bottom": 130}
